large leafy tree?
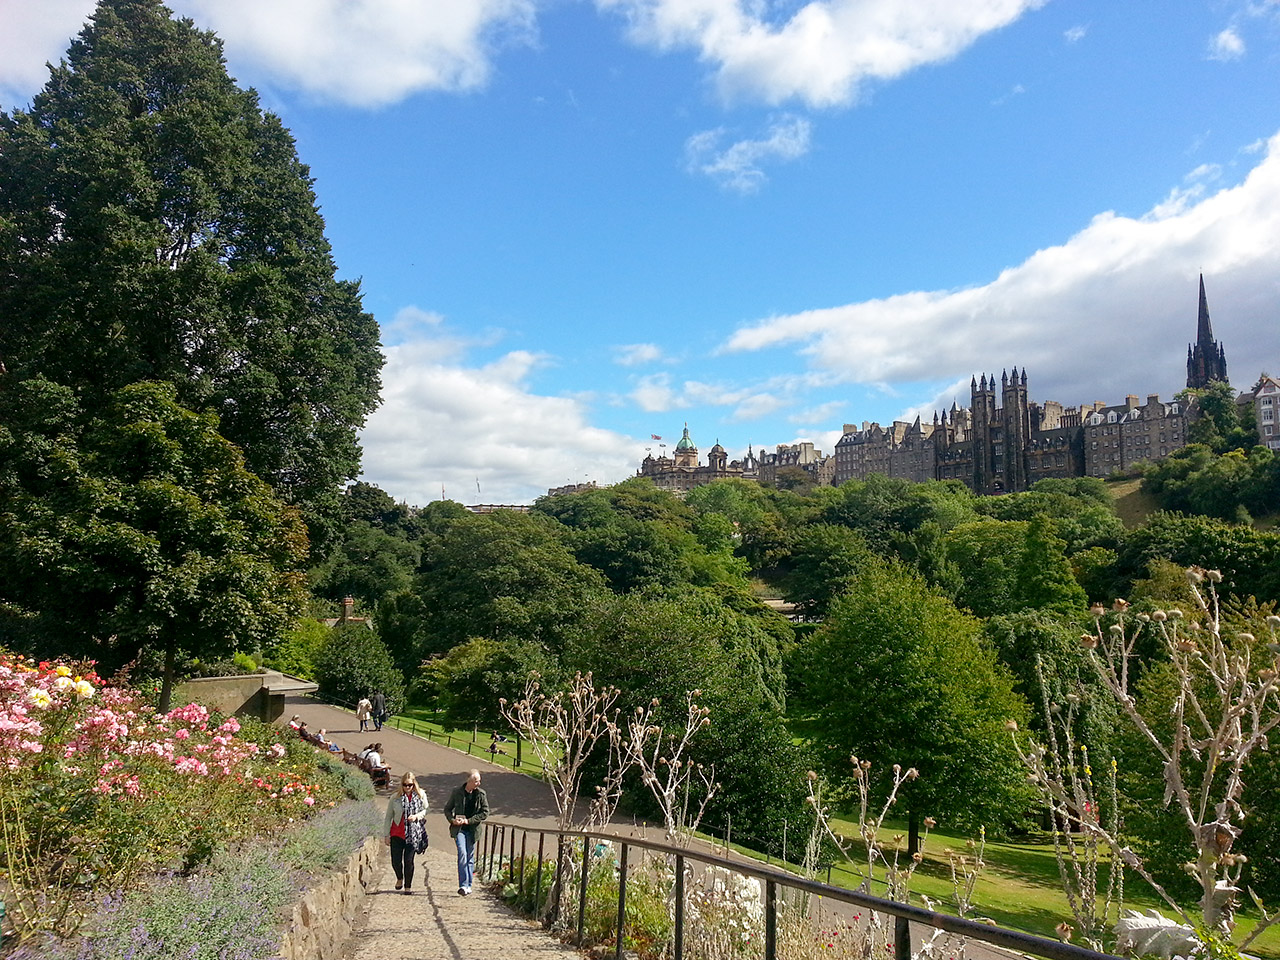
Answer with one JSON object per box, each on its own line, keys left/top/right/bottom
{"left": 0, "top": 377, "right": 308, "bottom": 709}
{"left": 0, "top": 0, "right": 383, "bottom": 543}
{"left": 795, "top": 555, "right": 1031, "bottom": 851}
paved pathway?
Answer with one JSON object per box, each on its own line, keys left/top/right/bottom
{"left": 290, "top": 697, "right": 589, "bottom": 960}
{"left": 290, "top": 698, "right": 1024, "bottom": 960}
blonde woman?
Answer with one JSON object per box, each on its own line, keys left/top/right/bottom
{"left": 384, "top": 772, "right": 429, "bottom": 893}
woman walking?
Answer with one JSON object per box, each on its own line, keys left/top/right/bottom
{"left": 384, "top": 772, "right": 429, "bottom": 894}
{"left": 356, "top": 696, "right": 373, "bottom": 732}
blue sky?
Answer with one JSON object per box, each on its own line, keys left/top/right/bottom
{"left": 4, "top": 0, "right": 1280, "bottom": 505}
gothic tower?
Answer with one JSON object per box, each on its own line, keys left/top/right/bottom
{"left": 1002, "top": 368, "right": 1031, "bottom": 492}
{"left": 971, "top": 375, "right": 998, "bottom": 493}
{"left": 1186, "top": 274, "right": 1229, "bottom": 389}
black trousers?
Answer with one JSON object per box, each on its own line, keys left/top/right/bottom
{"left": 390, "top": 836, "right": 416, "bottom": 888}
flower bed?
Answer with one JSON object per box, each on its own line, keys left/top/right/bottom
{"left": 0, "top": 652, "right": 365, "bottom": 948}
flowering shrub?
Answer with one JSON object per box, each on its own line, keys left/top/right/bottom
{"left": 0, "top": 652, "right": 348, "bottom": 943}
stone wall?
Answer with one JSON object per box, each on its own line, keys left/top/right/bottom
{"left": 278, "top": 836, "right": 382, "bottom": 960}
{"left": 172, "top": 671, "right": 318, "bottom": 722}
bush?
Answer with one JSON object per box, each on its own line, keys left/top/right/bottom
{"left": 312, "top": 623, "right": 405, "bottom": 713}
{"left": 21, "top": 800, "right": 381, "bottom": 960}
{"left": 0, "top": 653, "right": 354, "bottom": 943}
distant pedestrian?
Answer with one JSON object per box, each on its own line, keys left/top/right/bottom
{"left": 356, "top": 696, "right": 373, "bottom": 732}
{"left": 371, "top": 691, "right": 387, "bottom": 731}
{"left": 384, "top": 772, "right": 429, "bottom": 894}
{"left": 444, "top": 769, "right": 489, "bottom": 896}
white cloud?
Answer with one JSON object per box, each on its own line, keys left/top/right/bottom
{"left": 180, "top": 0, "right": 537, "bottom": 107}
{"left": 722, "top": 134, "right": 1280, "bottom": 411}
{"left": 1208, "top": 26, "right": 1246, "bottom": 61}
{"left": 613, "top": 342, "right": 667, "bottom": 366}
{"left": 685, "top": 115, "right": 812, "bottom": 192}
{"left": 631, "top": 373, "right": 684, "bottom": 412}
{"left": 0, "top": 0, "right": 94, "bottom": 108}
{"left": 360, "top": 332, "right": 638, "bottom": 506}
{"left": 597, "top": 0, "right": 1047, "bottom": 107}
{"left": 991, "top": 83, "right": 1025, "bottom": 107}
{"left": 789, "top": 400, "right": 846, "bottom": 425}
{"left": 732, "top": 393, "right": 785, "bottom": 421}
{"left": 0, "top": 0, "right": 537, "bottom": 110}
{"left": 1064, "top": 25, "right": 1088, "bottom": 43}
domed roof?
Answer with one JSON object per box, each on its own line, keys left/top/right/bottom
{"left": 675, "top": 425, "right": 696, "bottom": 451}
{"left": 709, "top": 438, "right": 726, "bottom": 454}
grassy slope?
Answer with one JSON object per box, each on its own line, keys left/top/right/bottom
{"left": 720, "top": 816, "right": 1280, "bottom": 957}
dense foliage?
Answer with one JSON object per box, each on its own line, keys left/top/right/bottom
{"left": 0, "top": 378, "right": 309, "bottom": 709}
{"left": 0, "top": 0, "right": 383, "bottom": 543}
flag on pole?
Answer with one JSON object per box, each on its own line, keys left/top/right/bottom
{"left": 650, "top": 434, "right": 662, "bottom": 440}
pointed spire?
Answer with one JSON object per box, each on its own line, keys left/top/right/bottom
{"left": 1021, "top": 368, "right": 1028, "bottom": 385}
{"left": 1001, "top": 369, "right": 1008, "bottom": 385}
{"left": 978, "top": 374, "right": 986, "bottom": 390}
{"left": 1197, "top": 274, "right": 1214, "bottom": 345}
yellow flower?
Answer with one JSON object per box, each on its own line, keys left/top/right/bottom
{"left": 74, "top": 679, "right": 95, "bottom": 700}
{"left": 55, "top": 665, "right": 72, "bottom": 677}
{"left": 29, "top": 689, "right": 53, "bottom": 709}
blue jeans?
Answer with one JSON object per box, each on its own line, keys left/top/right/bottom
{"left": 454, "top": 829, "right": 477, "bottom": 890}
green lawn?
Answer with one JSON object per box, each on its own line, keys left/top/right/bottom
{"left": 719, "top": 817, "right": 1280, "bottom": 958}
{"left": 383, "top": 706, "right": 546, "bottom": 776}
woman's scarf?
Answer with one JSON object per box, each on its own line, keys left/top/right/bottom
{"left": 403, "top": 789, "right": 428, "bottom": 853}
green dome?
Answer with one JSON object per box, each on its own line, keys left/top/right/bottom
{"left": 675, "top": 426, "right": 695, "bottom": 451}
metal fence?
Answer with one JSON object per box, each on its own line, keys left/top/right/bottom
{"left": 479, "top": 819, "right": 1120, "bottom": 960}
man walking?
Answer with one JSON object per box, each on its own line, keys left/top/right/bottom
{"left": 371, "top": 690, "right": 386, "bottom": 731}
{"left": 444, "top": 769, "right": 489, "bottom": 896}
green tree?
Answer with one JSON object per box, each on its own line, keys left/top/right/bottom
{"left": 420, "top": 637, "right": 552, "bottom": 728}
{"left": 262, "top": 617, "right": 329, "bottom": 679}
{"left": 1116, "top": 512, "right": 1280, "bottom": 604}
{"left": 414, "top": 510, "right": 609, "bottom": 659}
{"left": 795, "top": 556, "right": 1031, "bottom": 851}
{"left": 781, "top": 523, "right": 874, "bottom": 619}
{"left": 1179, "top": 381, "right": 1253, "bottom": 453}
{"left": 309, "top": 519, "right": 420, "bottom": 608}
{"left": 312, "top": 622, "right": 405, "bottom": 714}
{"left": 1014, "top": 514, "right": 1088, "bottom": 612}
{"left": 0, "top": 0, "right": 383, "bottom": 543}
{"left": 0, "top": 378, "right": 308, "bottom": 709}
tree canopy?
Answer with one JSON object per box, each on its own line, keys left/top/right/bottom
{"left": 0, "top": 0, "right": 383, "bottom": 543}
{"left": 0, "top": 377, "right": 308, "bottom": 708}
{"left": 795, "top": 554, "right": 1031, "bottom": 845}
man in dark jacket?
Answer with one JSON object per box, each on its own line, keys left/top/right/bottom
{"left": 443, "top": 769, "right": 489, "bottom": 895}
{"left": 371, "top": 690, "right": 386, "bottom": 731}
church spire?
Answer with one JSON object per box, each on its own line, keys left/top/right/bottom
{"left": 1187, "top": 274, "right": 1228, "bottom": 389}
{"left": 1197, "top": 273, "right": 1214, "bottom": 344}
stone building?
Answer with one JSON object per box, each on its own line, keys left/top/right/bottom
{"left": 837, "top": 369, "right": 1086, "bottom": 493}
{"left": 831, "top": 278, "right": 1237, "bottom": 492}
{"left": 757, "top": 441, "right": 834, "bottom": 487}
{"left": 1240, "top": 373, "right": 1280, "bottom": 451}
{"left": 636, "top": 425, "right": 759, "bottom": 494}
{"left": 1081, "top": 394, "right": 1188, "bottom": 478}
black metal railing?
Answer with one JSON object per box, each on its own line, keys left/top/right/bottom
{"left": 478, "top": 819, "right": 1121, "bottom": 960}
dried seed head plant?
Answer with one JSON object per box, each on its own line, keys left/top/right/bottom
{"left": 1014, "top": 567, "right": 1280, "bottom": 955}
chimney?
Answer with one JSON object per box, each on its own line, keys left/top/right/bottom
{"left": 1126, "top": 394, "right": 1139, "bottom": 410}
{"left": 1147, "top": 394, "right": 1160, "bottom": 406}
{"left": 340, "top": 597, "right": 355, "bottom": 622}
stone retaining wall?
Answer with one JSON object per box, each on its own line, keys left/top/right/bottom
{"left": 278, "top": 836, "right": 383, "bottom": 960}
